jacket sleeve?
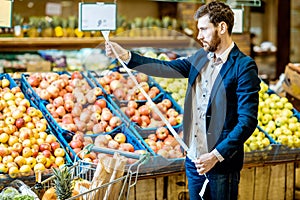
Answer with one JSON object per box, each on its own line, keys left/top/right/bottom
{"left": 127, "top": 51, "right": 191, "bottom": 78}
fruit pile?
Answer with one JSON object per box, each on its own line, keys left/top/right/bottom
{"left": 144, "top": 127, "right": 184, "bottom": 159}
{"left": 257, "top": 81, "right": 300, "bottom": 149}
{"left": 0, "top": 76, "right": 67, "bottom": 178}
{"left": 67, "top": 130, "right": 147, "bottom": 164}
{"left": 153, "top": 77, "right": 187, "bottom": 108}
{"left": 121, "top": 99, "right": 183, "bottom": 129}
{"left": 93, "top": 71, "right": 161, "bottom": 102}
{"left": 25, "top": 72, "right": 123, "bottom": 135}
{"left": 244, "top": 128, "right": 272, "bottom": 152}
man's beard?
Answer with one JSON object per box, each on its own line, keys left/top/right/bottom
{"left": 202, "top": 30, "right": 221, "bottom": 52}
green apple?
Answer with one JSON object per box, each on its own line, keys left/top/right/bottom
{"left": 284, "top": 102, "right": 294, "bottom": 110}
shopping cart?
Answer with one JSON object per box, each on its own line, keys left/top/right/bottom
{"left": 40, "top": 145, "right": 150, "bottom": 200}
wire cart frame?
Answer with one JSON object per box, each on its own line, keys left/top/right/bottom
{"left": 40, "top": 146, "right": 150, "bottom": 200}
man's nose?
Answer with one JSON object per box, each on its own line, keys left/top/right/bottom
{"left": 197, "top": 31, "right": 203, "bottom": 40}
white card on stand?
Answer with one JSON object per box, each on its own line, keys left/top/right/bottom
{"left": 78, "top": 2, "right": 116, "bottom": 31}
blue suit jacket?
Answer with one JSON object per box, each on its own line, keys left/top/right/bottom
{"left": 128, "top": 44, "right": 260, "bottom": 173}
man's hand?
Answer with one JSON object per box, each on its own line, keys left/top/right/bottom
{"left": 105, "top": 41, "right": 129, "bottom": 61}
{"left": 194, "top": 152, "right": 219, "bottom": 175}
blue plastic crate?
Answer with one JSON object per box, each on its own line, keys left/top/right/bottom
{"left": 20, "top": 71, "right": 101, "bottom": 106}
{"left": 39, "top": 96, "right": 126, "bottom": 144}
{"left": 0, "top": 73, "right": 19, "bottom": 88}
{"left": 87, "top": 70, "right": 165, "bottom": 107}
{"left": 62, "top": 124, "right": 152, "bottom": 162}
{"left": 20, "top": 71, "right": 70, "bottom": 106}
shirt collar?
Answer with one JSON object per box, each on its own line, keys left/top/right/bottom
{"left": 207, "top": 42, "right": 234, "bottom": 63}
{"left": 217, "top": 42, "right": 234, "bottom": 63}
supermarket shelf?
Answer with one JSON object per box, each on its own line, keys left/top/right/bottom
{"left": 0, "top": 36, "right": 199, "bottom": 52}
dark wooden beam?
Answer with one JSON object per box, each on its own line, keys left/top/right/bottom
{"left": 276, "top": 0, "right": 290, "bottom": 79}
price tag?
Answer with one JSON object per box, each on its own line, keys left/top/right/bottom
{"left": 0, "top": 0, "right": 13, "bottom": 28}
{"left": 78, "top": 2, "right": 117, "bottom": 31}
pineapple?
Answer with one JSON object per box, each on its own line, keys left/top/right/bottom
{"left": 53, "top": 166, "right": 73, "bottom": 200}
{"left": 52, "top": 16, "right": 63, "bottom": 37}
{"left": 67, "top": 16, "right": 76, "bottom": 37}
{"left": 28, "top": 16, "right": 40, "bottom": 37}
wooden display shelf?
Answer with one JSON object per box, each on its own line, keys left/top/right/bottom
{"left": 0, "top": 36, "right": 198, "bottom": 52}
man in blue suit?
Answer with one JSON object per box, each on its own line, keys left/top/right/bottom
{"left": 106, "top": 1, "right": 260, "bottom": 199}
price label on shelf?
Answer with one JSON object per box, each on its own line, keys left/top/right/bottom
{"left": 0, "top": 0, "right": 13, "bottom": 28}
{"left": 78, "top": 2, "right": 117, "bottom": 31}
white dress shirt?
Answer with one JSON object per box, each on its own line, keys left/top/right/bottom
{"left": 187, "top": 42, "right": 234, "bottom": 161}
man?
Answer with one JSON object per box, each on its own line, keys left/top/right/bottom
{"left": 105, "top": 1, "right": 260, "bottom": 199}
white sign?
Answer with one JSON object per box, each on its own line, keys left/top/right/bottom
{"left": 79, "top": 2, "right": 116, "bottom": 31}
{"left": 0, "top": 0, "right": 13, "bottom": 28}
{"left": 232, "top": 8, "right": 243, "bottom": 33}
{"left": 46, "top": 2, "right": 62, "bottom": 16}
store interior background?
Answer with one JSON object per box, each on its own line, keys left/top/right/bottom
{"left": 11, "top": 0, "right": 300, "bottom": 81}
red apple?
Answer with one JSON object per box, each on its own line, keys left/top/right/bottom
{"left": 156, "top": 127, "right": 169, "bottom": 140}
{"left": 42, "top": 149, "right": 52, "bottom": 158}
{"left": 51, "top": 141, "right": 61, "bottom": 151}
{"left": 39, "top": 143, "right": 52, "bottom": 152}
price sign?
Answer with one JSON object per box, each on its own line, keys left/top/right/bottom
{"left": 79, "top": 2, "right": 117, "bottom": 31}
{"left": 0, "top": 0, "right": 13, "bottom": 28}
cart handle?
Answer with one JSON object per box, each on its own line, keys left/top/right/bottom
{"left": 83, "top": 144, "right": 149, "bottom": 160}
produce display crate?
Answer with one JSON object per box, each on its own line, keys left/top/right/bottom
{"left": 38, "top": 96, "right": 126, "bottom": 144}
{"left": 87, "top": 70, "right": 165, "bottom": 106}
{"left": 59, "top": 124, "right": 153, "bottom": 163}
{"left": 20, "top": 71, "right": 99, "bottom": 107}
{"left": 128, "top": 124, "right": 186, "bottom": 174}
{"left": 0, "top": 74, "right": 72, "bottom": 186}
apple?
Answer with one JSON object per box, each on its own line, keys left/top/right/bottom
{"left": 45, "top": 134, "right": 57, "bottom": 144}
{"left": 54, "top": 147, "right": 66, "bottom": 157}
{"left": 22, "top": 147, "right": 32, "bottom": 158}
{"left": 156, "top": 127, "right": 169, "bottom": 140}
{"left": 148, "top": 133, "right": 158, "bottom": 142}
{"left": 39, "top": 143, "right": 52, "bottom": 152}
{"left": 42, "top": 149, "right": 52, "bottom": 158}
{"left": 107, "top": 140, "right": 120, "bottom": 149}
{"left": 26, "top": 157, "right": 37, "bottom": 168}
{"left": 22, "top": 139, "right": 32, "bottom": 148}
{"left": 114, "top": 133, "right": 126, "bottom": 143}
{"left": 0, "top": 146, "right": 9, "bottom": 157}
{"left": 14, "top": 155, "right": 27, "bottom": 167}
{"left": 51, "top": 141, "right": 61, "bottom": 151}
{"left": 39, "top": 132, "right": 48, "bottom": 140}
{"left": 19, "top": 164, "right": 32, "bottom": 176}
{"left": 19, "top": 131, "right": 30, "bottom": 141}
{"left": 0, "top": 132, "right": 9, "bottom": 143}
{"left": 5, "top": 116, "right": 15, "bottom": 125}
{"left": 12, "top": 109, "right": 23, "bottom": 119}
{"left": 15, "top": 118, "right": 25, "bottom": 129}
{"left": 8, "top": 135, "right": 19, "bottom": 146}
{"left": 1, "top": 78, "right": 10, "bottom": 88}
{"left": 8, "top": 166, "right": 19, "bottom": 178}
{"left": 55, "top": 156, "right": 65, "bottom": 167}
{"left": 26, "top": 107, "right": 37, "bottom": 117}
{"left": 94, "top": 99, "right": 107, "bottom": 109}
{"left": 0, "top": 163, "right": 8, "bottom": 173}
{"left": 34, "top": 163, "right": 46, "bottom": 172}
{"left": 119, "top": 143, "right": 134, "bottom": 152}
{"left": 70, "top": 140, "right": 83, "bottom": 149}
{"left": 2, "top": 155, "right": 14, "bottom": 164}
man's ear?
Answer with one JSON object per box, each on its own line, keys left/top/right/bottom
{"left": 219, "top": 21, "right": 227, "bottom": 34}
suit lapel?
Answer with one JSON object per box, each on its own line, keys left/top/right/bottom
{"left": 208, "top": 45, "right": 239, "bottom": 105}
